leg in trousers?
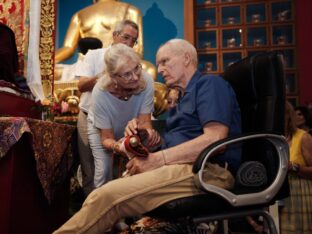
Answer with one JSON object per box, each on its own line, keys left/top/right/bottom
{"left": 53, "top": 164, "right": 204, "bottom": 234}
{"left": 87, "top": 119, "right": 113, "bottom": 188}
{"left": 77, "top": 111, "right": 95, "bottom": 196}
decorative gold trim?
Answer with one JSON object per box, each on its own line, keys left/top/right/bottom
{"left": 39, "top": 0, "right": 56, "bottom": 85}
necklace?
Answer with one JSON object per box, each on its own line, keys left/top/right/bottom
{"left": 109, "top": 84, "right": 132, "bottom": 100}
{"left": 119, "top": 90, "right": 132, "bottom": 101}
{"left": 118, "top": 93, "right": 130, "bottom": 101}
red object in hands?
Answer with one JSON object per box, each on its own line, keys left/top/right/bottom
{"left": 124, "top": 135, "right": 149, "bottom": 157}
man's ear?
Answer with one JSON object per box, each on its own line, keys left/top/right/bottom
{"left": 112, "top": 32, "right": 118, "bottom": 40}
{"left": 184, "top": 53, "right": 191, "bottom": 66}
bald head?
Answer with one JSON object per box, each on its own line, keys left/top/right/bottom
{"left": 157, "top": 39, "right": 198, "bottom": 67}
{"left": 156, "top": 39, "right": 198, "bottom": 89}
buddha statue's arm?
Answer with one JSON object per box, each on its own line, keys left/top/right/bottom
{"left": 55, "top": 13, "right": 81, "bottom": 63}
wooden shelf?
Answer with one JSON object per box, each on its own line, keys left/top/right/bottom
{"left": 194, "top": 0, "right": 297, "bottom": 104}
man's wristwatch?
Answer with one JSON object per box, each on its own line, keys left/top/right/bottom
{"left": 291, "top": 163, "right": 300, "bottom": 173}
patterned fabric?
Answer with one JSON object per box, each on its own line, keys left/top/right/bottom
{"left": 280, "top": 129, "right": 312, "bottom": 234}
{"left": 121, "top": 216, "right": 218, "bottom": 234}
{"left": 0, "top": 117, "right": 75, "bottom": 203}
{"left": 129, "top": 217, "right": 196, "bottom": 233}
{"left": 280, "top": 173, "right": 312, "bottom": 234}
{"left": 0, "top": 0, "right": 28, "bottom": 77}
{"left": 0, "top": 117, "right": 31, "bottom": 155}
{"left": 0, "top": 0, "right": 56, "bottom": 100}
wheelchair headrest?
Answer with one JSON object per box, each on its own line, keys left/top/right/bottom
{"left": 222, "top": 52, "right": 286, "bottom": 135}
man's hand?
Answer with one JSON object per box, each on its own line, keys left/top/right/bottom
{"left": 125, "top": 152, "right": 164, "bottom": 175}
{"left": 124, "top": 118, "right": 161, "bottom": 150}
{"left": 145, "top": 128, "right": 161, "bottom": 150}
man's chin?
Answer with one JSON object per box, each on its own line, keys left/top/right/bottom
{"left": 166, "top": 82, "right": 180, "bottom": 89}
{"left": 164, "top": 81, "right": 174, "bottom": 88}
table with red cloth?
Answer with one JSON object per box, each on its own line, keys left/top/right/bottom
{"left": 0, "top": 117, "right": 76, "bottom": 234}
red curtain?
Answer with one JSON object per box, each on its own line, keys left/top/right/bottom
{"left": 296, "top": 0, "right": 312, "bottom": 105}
{"left": 0, "top": 0, "right": 26, "bottom": 77}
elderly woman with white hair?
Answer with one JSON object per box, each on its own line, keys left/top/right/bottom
{"left": 87, "top": 43, "right": 159, "bottom": 189}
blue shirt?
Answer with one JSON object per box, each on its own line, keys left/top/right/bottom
{"left": 163, "top": 70, "right": 241, "bottom": 172}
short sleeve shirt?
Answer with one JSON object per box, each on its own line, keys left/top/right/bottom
{"left": 75, "top": 48, "right": 109, "bottom": 112}
{"left": 88, "top": 72, "right": 154, "bottom": 140}
{"left": 163, "top": 70, "right": 242, "bottom": 171}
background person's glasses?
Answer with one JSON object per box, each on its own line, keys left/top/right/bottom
{"left": 118, "top": 33, "right": 138, "bottom": 45}
{"left": 116, "top": 64, "right": 142, "bottom": 80}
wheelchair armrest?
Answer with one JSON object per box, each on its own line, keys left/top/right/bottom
{"left": 193, "top": 133, "right": 289, "bottom": 207}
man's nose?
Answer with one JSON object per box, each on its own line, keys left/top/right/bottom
{"left": 125, "top": 40, "right": 134, "bottom": 48}
{"left": 132, "top": 72, "right": 139, "bottom": 80}
{"left": 157, "top": 66, "right": 164, "bottom": 75}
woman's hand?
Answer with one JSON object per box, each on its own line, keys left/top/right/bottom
{"left": 124, "top": 118, "right": 139, "bottom": 136}
{"left": 288, "top": 161, "right": 300, "bottom": 173}
{"left": 124, "top": 118, "right": 161, "bottom": 150}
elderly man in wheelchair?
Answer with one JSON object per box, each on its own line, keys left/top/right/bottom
{"left": 54, "top": 39, "right": 289, "bottom": 234}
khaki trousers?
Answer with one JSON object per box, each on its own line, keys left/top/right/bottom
{"left": 54, "top": 164, "right": 204, "bottom": 233}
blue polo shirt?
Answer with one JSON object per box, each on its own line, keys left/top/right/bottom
{"left": 163, "top": 70, "right": 241, "bottom": 172}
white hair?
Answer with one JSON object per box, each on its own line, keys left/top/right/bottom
{"left": 159, "top": 39, "right": 198, "bottom": 66}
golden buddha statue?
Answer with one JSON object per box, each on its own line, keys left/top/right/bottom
{"left": 54, "top": 0, "right": 168, "bottom": 118}
{"left": 55, "top": 0, "right": 156, "bottom": 80}
{"left": 55, "top": 0, "right": 142, "bottom": 62}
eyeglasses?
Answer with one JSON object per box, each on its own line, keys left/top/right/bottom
{"left": 116, "top": 64, "right": 142, "bottom": 80}
{"left": 118, "top": 33, "right": 138, "bottom": 45}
